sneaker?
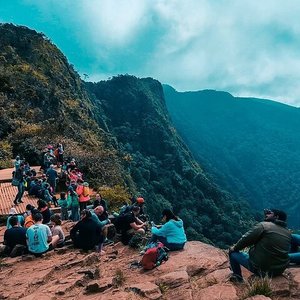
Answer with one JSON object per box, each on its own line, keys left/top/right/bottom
{"left": 18, "top": 200, "right": 24, "bottom": 204}
{"left": 229, "top": 274, "right": 244, "bottom": 283}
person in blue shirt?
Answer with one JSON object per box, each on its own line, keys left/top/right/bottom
{"left": 26, "top": 213, "right": 59, "bottom": 256}
{"left": 150, "top": 208, "right": 187, "bottom": 251}
{"left": 46, "top": 164, "right": 58, "bottom": 192}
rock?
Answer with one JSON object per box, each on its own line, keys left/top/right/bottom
{"left": 244, "top": 296, "right": 272, "bottom": 300}
{"left": 78, "top": 267, "right": 100, "bottom": 279}
{"left": 193, "top": 283, "right": 238, "bottom": 300}
{"left": 195, "top": 268, "right": 231, "bottom": 288}
{"left": 270, "top": 274, "right": 290, "bottom": 297}
{"left": 156, "top": 270, "right": 189, "bottom": 288}
{"left": 127, "top": 282, "right": 162, "bottom": 300}
{"left": 86, "top": 281, "right": 101, "bottom": 294}
{"left": 108, "top": 254, "right": 117, "bottom": 259}
{"left": 163, "top": 283, "right": 193, "bottom": 300}
{"left": 286, "top": 267, "right": 300, "bottom": 297}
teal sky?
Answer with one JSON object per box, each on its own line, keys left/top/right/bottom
{"left": 1, "top": 0, "right": 300, "bottom": 105}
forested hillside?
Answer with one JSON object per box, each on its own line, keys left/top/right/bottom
{"left": 0, "top": 23, "right": 254, "bottom": 247}
{"left": 164, "top": 85, "right": 300, "bottom": 228}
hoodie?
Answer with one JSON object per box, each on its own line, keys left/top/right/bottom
{"left": 151, "top": 219, "right": 187, "bottom": 244}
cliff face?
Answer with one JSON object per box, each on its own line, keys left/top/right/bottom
{"left": 0, "top": 23, "right": 253, "bottom": 247}
{"left": 164, "top": 85, "right": 300, "bottom": 227}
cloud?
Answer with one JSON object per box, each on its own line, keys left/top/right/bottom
{"left": 2, "top": 0, "right": 300, "bottom": 105}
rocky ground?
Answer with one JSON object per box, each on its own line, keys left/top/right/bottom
{"left": 0, "top": 223, "right": 299, "bottom": 300}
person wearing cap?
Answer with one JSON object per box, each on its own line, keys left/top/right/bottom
{"left": 229, "top": 209, "right": 291, "bottom": 282}
{"left": 150, "top": 209, "right": 187, "bottom": 251}
{"left": 6, "top": 207, "right": 24, "bottom": 229}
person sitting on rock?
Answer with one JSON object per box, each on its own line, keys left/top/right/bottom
{"left": 289, "top": 233, "right": 300, "bottom": 264}
{"left": 50, "top": 214, "right": 65, "bottom": 248}
{"left": 119, "top": 206, "right": 147, "bottom": 245}
{"left": 70, "top": 209, "right": 102, "bottom": 251}
{"left": 228, "top": 209, "right": 291, "bottom": 282}
{"left": 93, "top": 194, "right": 108, "bottom": 218}
{"left": 150, "top": 208, "right": 187, "bottom": 251}
{"left": 2, "top": 216, "right": 28, "bottom": 257}
{"left": 26, "top": 213, "right": 60, "bottom": 257}
{"left": 91, "top": 206, "right": 114, "bottom": 249}
{"left": 24, "top": 208, "right": 39, "bottom": 228}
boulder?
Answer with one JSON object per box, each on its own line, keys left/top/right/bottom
{"left": 193, "top": 283, "right": 238, "bottom": 300}
{"left": 127, "top": 282, "right": 162, "bottom": 299}
{"left": 156, "top": 270, "right": 189, "bottom": 288}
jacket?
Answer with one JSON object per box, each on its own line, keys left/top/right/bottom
{"left": 151, "top": 219, "right": 187, "bottom": 244}
{"left": 76, "top": 185, "right": 90, "bottom": 203}
{"left": 233, "top": 220, "right": 291, "bottom": 274}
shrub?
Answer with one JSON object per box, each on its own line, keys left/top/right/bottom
{"left": 243, "top": 276, "right": 272, "bottom": 299}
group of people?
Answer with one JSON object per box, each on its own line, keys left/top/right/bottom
{"left": 8, "top": 148, "right": 300, "bottom": 280}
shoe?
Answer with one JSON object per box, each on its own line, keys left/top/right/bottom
{"left": 229, "top": 274, "right": 244, "bottom": 283}
{"left": 18, "top": 200, "right": 24, "bottom": 204}
{"left": 13, "top": 201, "right": 18, "bottom": 206}
{"left": 99, "top": 250, "right": 106, "bottom": 256}
{"left": 103, "top": 239, "right": 114, "bottom": 245}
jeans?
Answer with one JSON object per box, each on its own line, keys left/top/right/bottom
{"left": 149, "top": 234, "right": 185, "bottom": 251}
{"left": 229, "top": 251, "right": 256, "bottom": 279}
{"left": 14, "top": 182, "right": 25, "bottom": 203}
{"left": 289, "top": 234, "right": 300, "bottom": 264}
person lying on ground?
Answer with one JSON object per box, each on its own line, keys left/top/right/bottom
{"left": 26, "top": 213, "right": 60, "bottom": 257}
{"left": 228, "top": 208, "right": 291, "bottom": 283}
{"left": 150, "top": 208, "right": 187, "bottom": 251}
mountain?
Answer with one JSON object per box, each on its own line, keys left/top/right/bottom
{"left": 164, "top": 85, "right": 300, "bottom": 227}
{"left": 0, "top": 23, "right": 253, "bottom": 247}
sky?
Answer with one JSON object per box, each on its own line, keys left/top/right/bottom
{"left": 1, "top": 0, "right": 300, "bottom": 106}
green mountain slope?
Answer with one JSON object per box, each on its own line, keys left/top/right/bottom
{"left": 0, "top": 23, "right": 253, "bottom": 247}
{"left": 164, "top": 85, "right": 300, "bottom": 227}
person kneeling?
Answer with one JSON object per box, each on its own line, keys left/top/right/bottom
{"left": 26, "top": 213, "right": 60, "bottom": 257}
{"left": 150, "top": 209, "right": 187, "bottom": 251}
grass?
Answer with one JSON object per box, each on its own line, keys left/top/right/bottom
{"left": 114, "top": 269, "right": 126, "bottom": 287}
{"left": 243, "top": 276, "right": 272, "bottom": 299}
{"left": 158, "top": 283, "right": 169, "bottom": 294}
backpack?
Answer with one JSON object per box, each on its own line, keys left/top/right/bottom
{"left": 140, "top": 242, "right": 169, "bottom": 270}
{"left": 83, "top": 186, "right": 89, "bottom": 197}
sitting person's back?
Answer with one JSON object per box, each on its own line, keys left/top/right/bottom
{"left": 26, "top": 213, "right": 52, "bottom": 255}
{"left": 151, "top": 209, "right": 187, "bottom": 251}
{"left": 37, "top": 200, "right": 51, "bottom": 224}
{"left": 70, "top": 209, "right": 102, "bottom": 251}
{"left": 3, "top": 216, "right": 27, "bottom": 257}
